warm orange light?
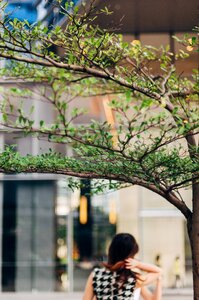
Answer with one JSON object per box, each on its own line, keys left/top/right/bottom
{"left": 103, "top": 97, "right": 115, "bottom": 125}
{"left": 186, "top": 45, "right": 193, "bottom": 52}
{"left": 131, "top": 39, "right": 141, "bottom": 46}
{"left": 79, "top": 196, "right": 88, "bottom": 224}
{"left": 187, "top": 39, "right": 194, "bottom": 52}
{"left": 109, "top": 200, "right": 117, "bottom": 225}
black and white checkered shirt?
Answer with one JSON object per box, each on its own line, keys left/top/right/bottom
{"left": 92, "top": 267, "right": 136, "bottom": 300}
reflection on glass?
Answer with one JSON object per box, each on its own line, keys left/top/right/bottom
{"left": 109, "top": 199, "right": 117, "bottom": 225}
{"left": 1, "top": 178, "right": 118, "bottom": 292}
{"left": 79, "top": 196, "right": 88, "bottom": 225}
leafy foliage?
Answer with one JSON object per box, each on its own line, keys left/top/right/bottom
{"left": 0, "top": 0, "right": 198, "bottom": 217}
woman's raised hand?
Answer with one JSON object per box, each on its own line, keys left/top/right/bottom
{"left": 125, "top": 258, "right": 140, "bottom": 270}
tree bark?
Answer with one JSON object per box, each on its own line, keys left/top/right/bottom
{"left": 187, "top": 182, "right": 199, "bottom": 300}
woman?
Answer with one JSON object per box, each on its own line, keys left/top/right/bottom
{"left": 83, "top": 233, "right": 162, "bottom": 300}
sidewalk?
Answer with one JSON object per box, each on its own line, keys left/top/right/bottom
{"left": 163, "top": 288, "right": 193, "bottom": 299}
{"left": 0, "top": 288, "right": 193, "bottom": 300}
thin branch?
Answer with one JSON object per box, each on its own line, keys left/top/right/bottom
{"left": 166, "top": 175, "right": 199, "bottom": 193}
{"left": 160, "top": 66, "right": 175, "bottom": 95}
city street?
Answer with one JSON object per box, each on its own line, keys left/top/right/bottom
{"left": 0, "top": 289, "right": 193, "bottom": 300}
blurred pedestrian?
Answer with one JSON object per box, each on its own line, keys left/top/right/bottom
{"left": 155, "top": 254, "right": 162, "bottom": 268}
{"left": 173, "top": 256, "right": 183, "bottom": 288}
{"left": 83, "top": 233, "right": 162, "bottom": 299}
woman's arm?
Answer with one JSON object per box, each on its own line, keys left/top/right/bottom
{"left": 82, "top": 272, "right": 95, "bottom": 300}
{"left": 140, "top": 286, "right": 153, "bottom": 300}
{"left": 125, "top": 258, "right": 162, "bottom": 286}
{"left": 141, "top": 276, "right": 162, "bottom": 300}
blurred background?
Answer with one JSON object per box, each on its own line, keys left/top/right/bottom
{"left": 0, "top": 0, "right": 198, "bottom": 294}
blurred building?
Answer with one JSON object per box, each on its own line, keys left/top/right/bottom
{"left": 5, "top": 0, "right": 38, "bottom": 23}
{"left": 1, "top": 0, "right": 55, "bottom": 292}
{"left": 0, "top": 0, "right": 197, "bottom": 293}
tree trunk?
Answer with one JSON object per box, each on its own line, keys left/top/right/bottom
{"left": 187, "top": 182, "right": 199, "bottom": 300}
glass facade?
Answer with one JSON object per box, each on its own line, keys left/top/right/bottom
{"left": 55, "top": 179, "right": 117, "bottom": 292}
{"left": 1, "top": 179, "right": 56, "bottom": 291}
{"left": 0, "top": 178, "right": 117, "bottom": 292}
{"left": 5, "top": 1, "right": 38, "bottom": 24}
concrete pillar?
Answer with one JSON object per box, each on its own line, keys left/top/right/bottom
{"left": 139, "top": 186, "right": 186, "bottom": 287}
{"left": 142, "top": 216, "right": 185, "bottom": 287}
{"left": 117, "top": 186, "right": 139, "bottom": 241}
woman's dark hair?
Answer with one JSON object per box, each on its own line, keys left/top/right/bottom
{"left": 104, "top": 233, "right": 139, "bottom": 286}
{"left": 108, "top": 233, "right": 139, "bottom": 265}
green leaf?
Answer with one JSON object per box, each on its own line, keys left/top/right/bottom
{"left": 2, "top": 113, "right": 7, "bottom": 122}
{"left": 40, "top": 120, "right": 44, "bottom": 127}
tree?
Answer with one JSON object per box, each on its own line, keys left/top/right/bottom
{"left": 0, "top": 1, "right": 198, "bottom": 297}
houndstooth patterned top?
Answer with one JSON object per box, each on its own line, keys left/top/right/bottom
{"left": 92, "top": 267, "right": 138, "bottom": 300}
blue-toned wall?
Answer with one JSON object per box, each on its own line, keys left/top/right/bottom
{"left": 44, "top": 0, "right": 82, "bottom": 26}
{"left": 5, "top": 0, "right": 83, "bottom": 27}
{"left": 5, "top": 1, "right": 38, "bottom": 24}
